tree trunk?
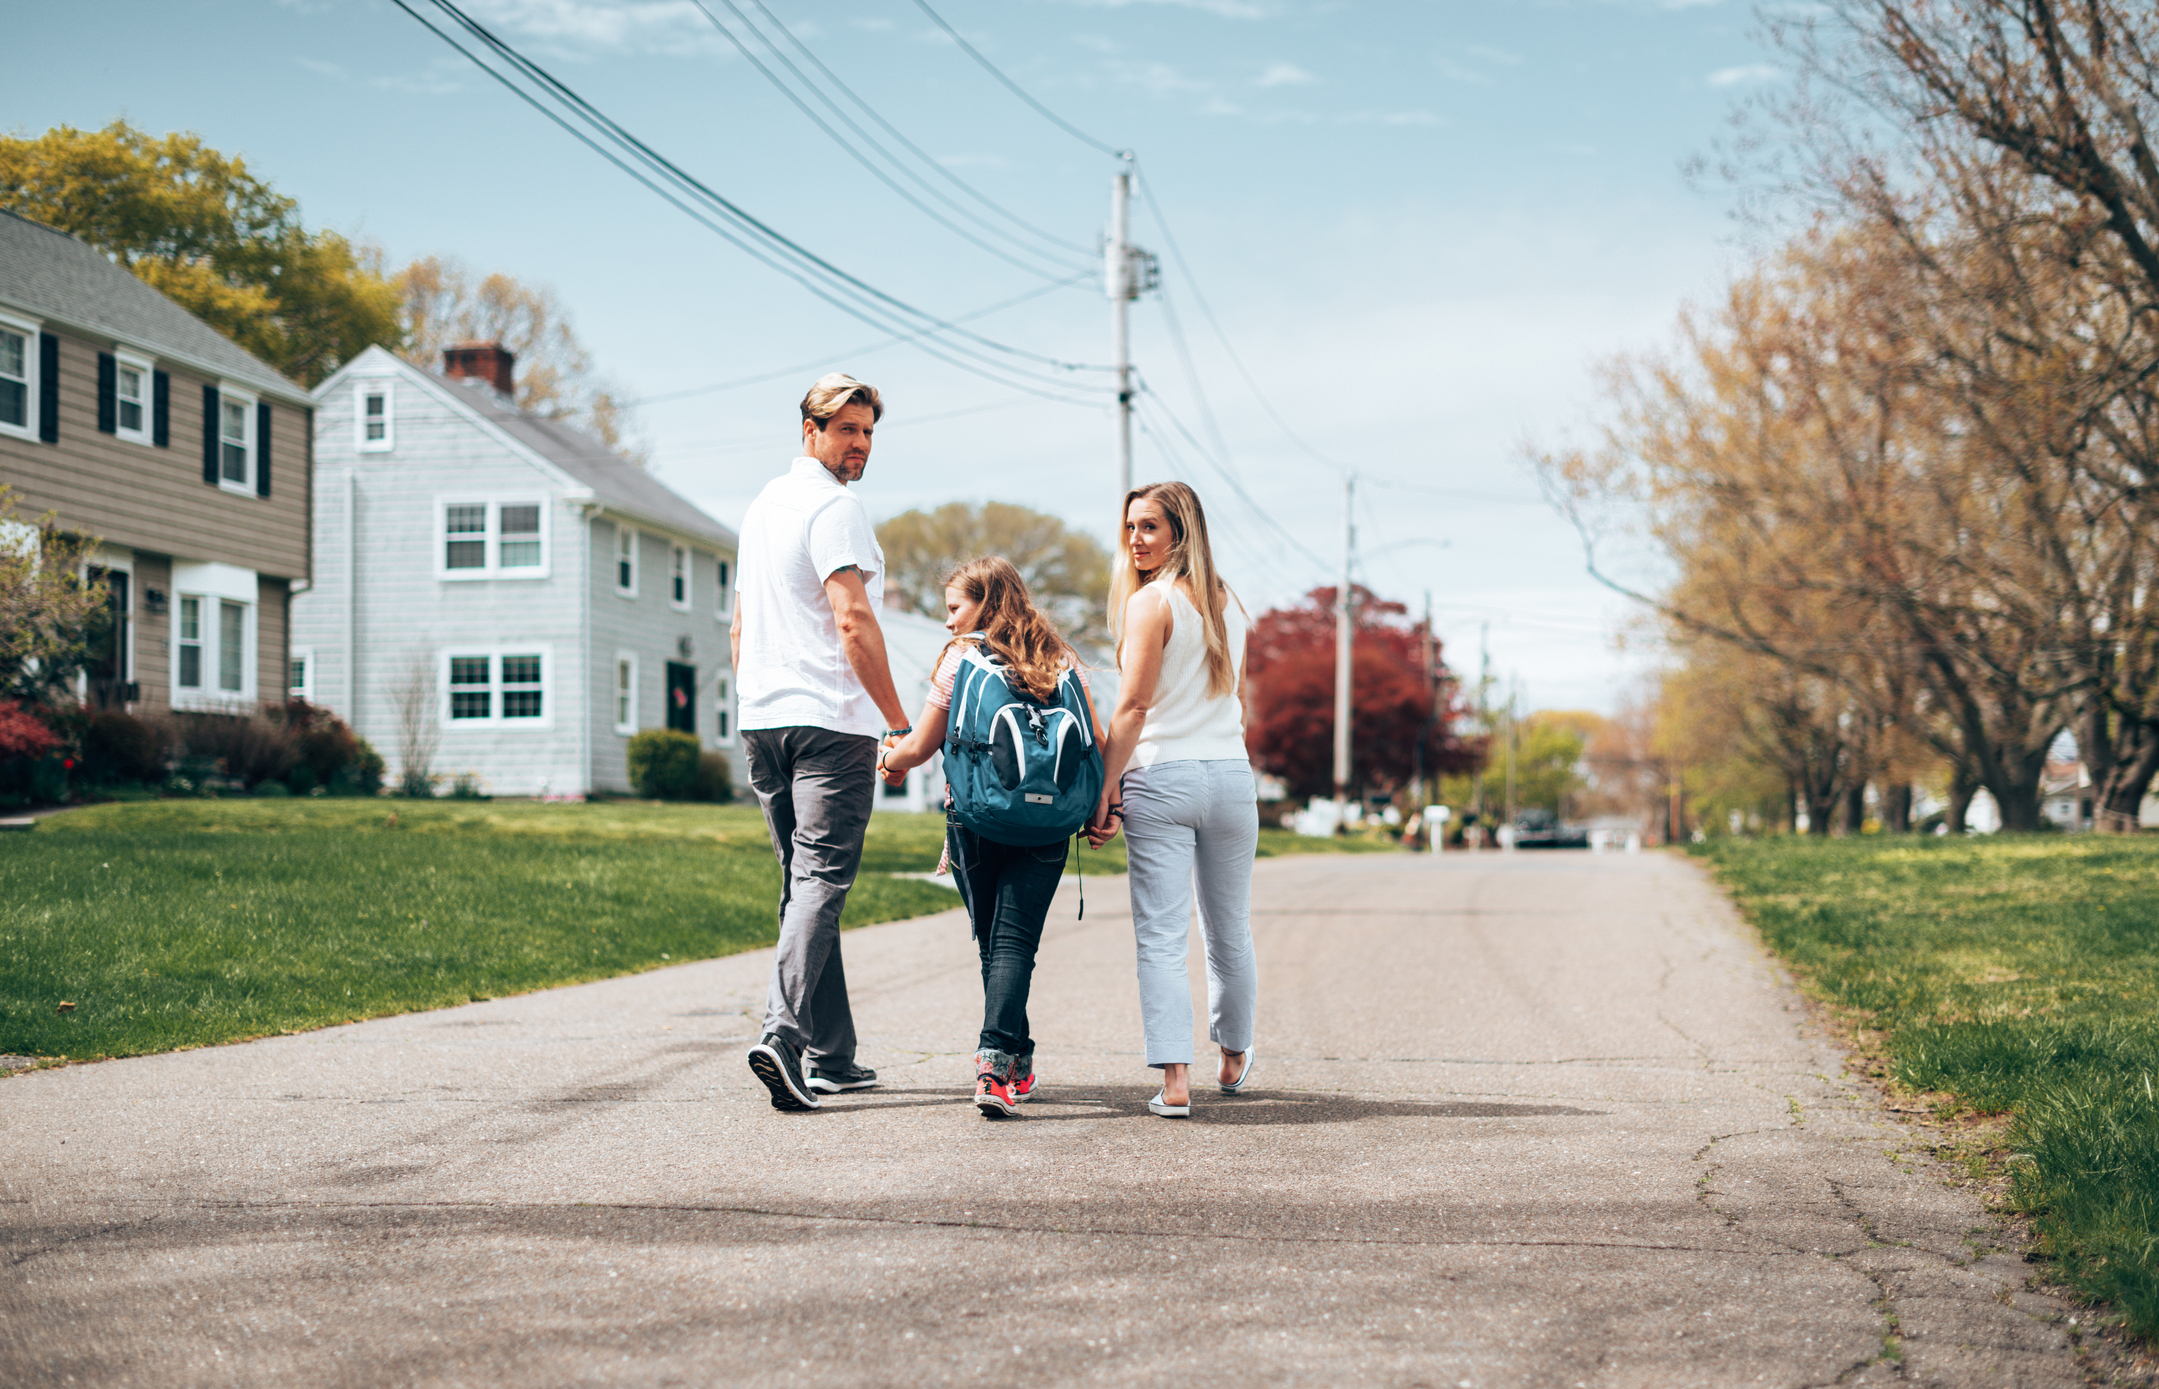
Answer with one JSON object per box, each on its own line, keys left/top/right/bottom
{"left": 1945, "top": 761, "right": 1976, "bottom": 835}
{"left": 1837, "top": 784, "right": 1866, "bottom": 835}
{"left": 1881, "top": 782, "right": 1913, "bottom": 833}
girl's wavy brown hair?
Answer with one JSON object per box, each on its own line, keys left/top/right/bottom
{"left": 939, "top": 556, "right": 1079, "bottom": 703}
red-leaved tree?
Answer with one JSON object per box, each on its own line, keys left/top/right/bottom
{"left": 1245, "top": 586, "right": 1479, "bottom": 800}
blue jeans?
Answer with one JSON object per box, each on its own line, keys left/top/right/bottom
{"left": 1121, "top": 759, "right": 1259, "bottom": 1068}
{"left": 948, "top": 825, "right": 1068, "bottom": 1076}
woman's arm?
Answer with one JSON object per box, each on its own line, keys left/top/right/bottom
{"left": 880, "top": 694, "right": 951, "bottom": 784}
{"left": 1088, "top": 587, "right": 1171, "bottom": 839}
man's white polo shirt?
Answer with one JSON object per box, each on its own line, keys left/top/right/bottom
{"left": 735, "top": 456, "right": 887, "bottom": 737}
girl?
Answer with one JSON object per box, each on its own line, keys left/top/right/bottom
{"left": 1088, "top": 482, "right": 1258, "bottom": 1118}
{"left": 879, "top": 557, "right": 1102, "bottom": 1118}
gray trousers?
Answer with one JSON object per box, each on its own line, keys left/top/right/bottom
{"left": 744, "top": 725, "right": 877, "bottom": 1064}
{"left": 1121, "top": 758, "right": 1260, "bottom": 1068}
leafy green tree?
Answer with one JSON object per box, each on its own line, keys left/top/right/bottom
{"left": 0, "top": 488, "right": 105, "bottom": 703}
{"left": 877, "top": 502, "right": 1111, "bottom": 648}
{"left": 0, "top": 120, "right": 404, "bottom": 386}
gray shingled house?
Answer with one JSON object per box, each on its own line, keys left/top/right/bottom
{"left": 0, "top": 209, "right": 315, "bottom": 715}
{"left": 291, "top": 343, "right": 741, "bottom": 798}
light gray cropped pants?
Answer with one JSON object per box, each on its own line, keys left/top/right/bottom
{"left": 1121, "top": 758, "right": 1260, "bottom": 1069}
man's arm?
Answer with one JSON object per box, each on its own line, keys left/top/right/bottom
{"left": 729, "top": 604, "right": 742, "bottom": 675}
{"left": 823, "top": 567, "right": 908, "bottom": 730}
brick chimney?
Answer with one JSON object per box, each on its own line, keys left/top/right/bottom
{"left": 443, "top": 340, "right": 515, "bottom": 397}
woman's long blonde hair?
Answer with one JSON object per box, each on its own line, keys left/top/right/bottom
{"left": 939, "top": 556, "right": 1077, "bottom": 702}
{"left": 1108, "top": 481, "right": 1240, "bottom": 699}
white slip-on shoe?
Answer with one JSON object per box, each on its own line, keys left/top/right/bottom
{"left": 1218, "top": 1050, "right": 1257, "bottom": 1095}
{"left": 1147, "top": 1089, "right": 1190, "bottom": 1118}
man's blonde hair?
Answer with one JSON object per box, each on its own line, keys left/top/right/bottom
{"left": 799, "top": 372, "right": 884, "bottom": 427}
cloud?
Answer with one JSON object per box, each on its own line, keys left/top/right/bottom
{"left": 292, "top": 53, "right": 468, "bottom": 95}
{"left": 1434, "top": 57, "right": 1492, "bottom": 85}
{"left": 1258, "top": 62, "right": 1317, "bottom": 87}
{"left": 1706, "top": 62, "right": 1781, "bottom": 86}
{"left": 1048, "top": 0, "right": 1272, "bottom": 19}
{"left": 1104, "top": 59, "right": 1214, "bottom": 95}
{"left": 850, "top": 16, "right": 897, "bottom": 31}
{"left": 459, "top": 0, "right": 728, "bottom": 58}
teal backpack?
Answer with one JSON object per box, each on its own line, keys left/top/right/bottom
{"left": 943, "top": 636, "right": 1104, "bottom": 848}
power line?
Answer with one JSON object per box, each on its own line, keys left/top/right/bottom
{"left": 907, "top": 0, "right": 1128, "bottom": 160}
{"left": 1132, "top": 382, "right": 1332, "bottom": 575}
{"left": 690, "top": 0, "right": 1092, "bottom": 282}
{"left": 738, "top": 0, "right": 1095, "bottom": 260}
{"left": 392, "top": 0, "right": 1115, "bottom": 406}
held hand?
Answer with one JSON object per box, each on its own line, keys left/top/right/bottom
{"left": 876, "top": 750, "right": 907, "bottom": 788}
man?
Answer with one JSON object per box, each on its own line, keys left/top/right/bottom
{"left": 731, "top": 373, "right": 912, "bottom": 1112}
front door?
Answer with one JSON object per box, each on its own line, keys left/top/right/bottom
{"left": 84, "top": 568, "right": 132, "bottom": 708}
{"left": 665, "top": 662, "right": 695, "bottom": 734}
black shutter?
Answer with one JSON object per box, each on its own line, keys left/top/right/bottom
{"left": 37, "top": 333, "right": 57, "bottom": 443}
{"left": 255, "top": 401, "right": 271, "bottom": 497}
{"left": 201, "top": 384, "right": 219, "bottom": 484}
{"left": 97, "top": 353, "right": 116, "bottom": 434}
{"left": 152, "top": 370, "right": 169, "bottom": 447}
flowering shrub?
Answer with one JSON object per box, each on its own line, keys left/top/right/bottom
{"left": 0, "top": 700, "right": 58, "bottom": 761}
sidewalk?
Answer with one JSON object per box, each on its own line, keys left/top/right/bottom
{"left": 0, "top": 852, "right": 2086, "bottom": 1386}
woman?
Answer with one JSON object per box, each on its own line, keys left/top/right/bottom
{"left": 879, "top": 557, "right": 1102, "bottom": 1119}
{"left": 1088, "top": 482, "right": 1258, "bottom": 1118}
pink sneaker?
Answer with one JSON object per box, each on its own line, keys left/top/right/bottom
{"left": 1010, "top": 1068, "right": 1038, "bottom": 1103}
{"left": 974, "top": 1069, "right": 1018, "bottom": 1118}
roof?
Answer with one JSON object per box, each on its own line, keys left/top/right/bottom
{"left": 0, "top": 208, "right": 310, "bottom": 404}
{"left": 415, "top": 360, "right": 737, "bottom": 551}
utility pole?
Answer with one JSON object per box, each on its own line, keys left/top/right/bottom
{"left": 1332, "top": 472, "right": 1356, "bottom": 813}
{"left": 1470, "top": 621, "right": 1489, "bottom": 833}
{"left": 1108, "top": 164, "right": 1134, "bottom": 505}
{"left": 1410, "top": 590, "right": 1434, "bottom": 807}
{"left": 1503, "top": 680, "right": 1519, "bottom": 831}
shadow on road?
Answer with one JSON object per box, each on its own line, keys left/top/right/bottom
{"left": 825, "top": 1087, "right": 1600, "bottom": 1125}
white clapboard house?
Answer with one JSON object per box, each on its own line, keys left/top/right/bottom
{"left": 292, "top": 342, "right": 740, "bottom": 797}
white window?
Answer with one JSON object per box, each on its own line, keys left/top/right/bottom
{"left": 0, "top": 313, "right": 37, "bottom": 442}
{"left": 716, "top": 675, "right": 733, "bottom": 746}
{"left": 716, "top": 558, "right": 732, "bottom": 618}
{"left": 170, "top": 567, "right": 256, "bottom": 710}
{"left": 440, "top": 648, "right": 551, "bottom": 728}
{"left": 217, "top": 385, "right": 256, "bottom": 493}
{"left": 614, "top": 652, "right": 639, "bottom": 735}
{"left": 669, "top": 543, "right": 691, "bottom": 610}
{"left": 176, "top": 596, "right": 203, "bottom": 692}
{"left": 615, "top": 525, "right": 638, "bottom": 596}
{"left": 289, "top": 647, "right": 314, "bottom": 702}
{"left": 435, "top": 499, "right": 549, "bottom": 579}
{"left": 355, "top": 378, "right": 394, "bottom": 452}
{"left": 114, "top": 352, "right": 153, "bottom": 445}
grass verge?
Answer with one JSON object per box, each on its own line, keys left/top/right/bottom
{"left": 1693, "top": 835, "right": 2159, "bottom": 1339}
{"left": 2, "top": 799, "right": 958, "bottom": 1061}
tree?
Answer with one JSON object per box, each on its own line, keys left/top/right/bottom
{"left": 1244, "top": 585, "right": 1478, "bottom": 801}
{"left": 876, "top": 502, "right": 1111, "bottom": 649}
{"left": 0, "top": 488, "right": 105, "bottom": 704}
{"left": 396, "top": 256, "right": 644, "bottom": 461}
{"left": 0, "top": 121, "right": 403, "bottom": 386}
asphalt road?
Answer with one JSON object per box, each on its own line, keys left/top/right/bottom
{"left": 1, "top": 850, "right": 2088, "bottom": 1387}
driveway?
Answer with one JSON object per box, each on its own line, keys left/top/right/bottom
{"left": 1, "top": 851, "right": 2084, "bottom": 1386}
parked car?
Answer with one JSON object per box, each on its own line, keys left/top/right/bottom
{"left": 1513, "top": 807, "right": 1591, "bottom": 849}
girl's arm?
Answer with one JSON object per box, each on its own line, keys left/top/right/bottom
{"left": 880, "top": 694, "right": 950, "bottom": 784}
{"left": 1088, "top": 587, "right": 1171, "bottom": 839}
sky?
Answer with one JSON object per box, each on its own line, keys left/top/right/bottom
{"left": 13, "top": 0, "right": 1782, "bottom": 713}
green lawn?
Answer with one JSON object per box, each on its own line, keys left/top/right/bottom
{"left": 2, "top": 799, "right": 1400, "bottom": 1064}
{"left": 1694, "top": 835, "right": 2159, "bottom": 1337}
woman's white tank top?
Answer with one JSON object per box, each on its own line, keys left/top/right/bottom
{"left": 1130, "top": 582, "right": 1250, "bottom": 768}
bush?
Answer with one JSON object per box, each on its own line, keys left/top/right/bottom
{"left": 0, "top": 701, "right": 59, "bottom": 761}
{"left": 691, "top": 751, "right": 734, "bottom": 803}
{"left": 396, "top": 768, "right": 438, "bottom": 799}
{"left": 276, "top": 700, "right": 379, "bottom": 795}
{"left": 172, "top": 711, "right": 295, "bottom": 789}
{"left": 252, "top": 778, "right": 291, "bottom": 797}
{"left": 627, "top": 729, "right": 702, "bottom": 800}
{"left": 448, "top": 771, "right": 489, "bottom": 800}
{"left": 82, "top": 710, "right": 163, "bottom": 784}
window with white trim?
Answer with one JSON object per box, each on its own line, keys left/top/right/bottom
{"left": 0, "top": 315, "right": 35, "bottom": 441}
{"left": 172, "top": 594, "right": 254, "bottom": 705}
{"left": 669, "top": 543, "right": 690, "bottom": 609}
{"left": 435, "top": 499, "right": 549, "bottom": 578}
{"left": 355, "top": 379, "right": 394, "bottom": 452}
{"left": 614, "top": 652, "right": 638, "bottom": 735}
{"left": 615, "top": 526, "right": 638, "bottom": 596}
{"left": 217, "top": 386, "right": 256, "bottom": 493}
{"left": 289, "top": 647, "right": 314, "bottom": 702}
{"left": 441, "top": 648, "right": 550, "bottom": 727}
{"left": 716, "top": 676, "right": 733, "bottom": 745}
{"left": 716, "top": 558, "right": 732, "bottom": 618}
{"left": 114, "top": 353, "right": 153, "bottom": 445}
